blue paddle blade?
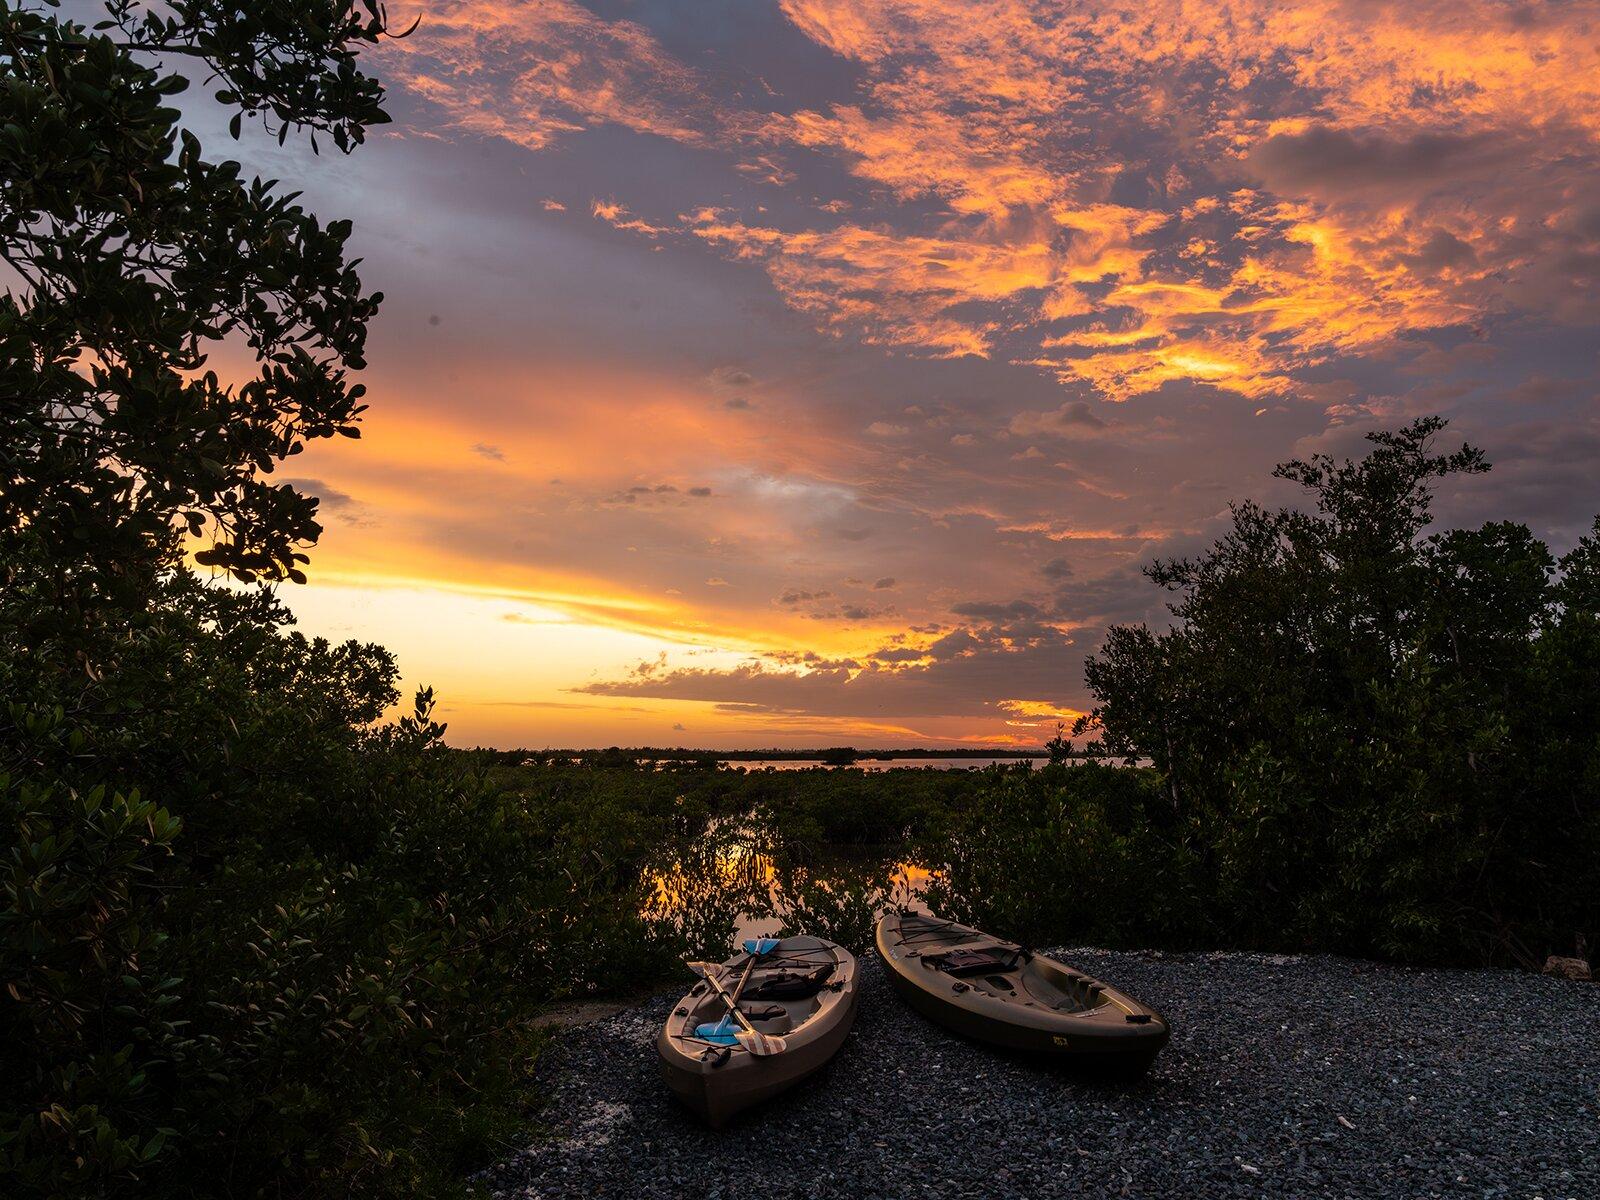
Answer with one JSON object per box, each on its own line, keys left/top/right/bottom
{"left": 742, "top": 937, "right": 780, "bottom": 956}
{"left": 694, "top": 1015, "right": 739, "bottom": 1045}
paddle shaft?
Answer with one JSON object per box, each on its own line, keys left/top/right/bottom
{"left": 725, "top": 953, "right": 760, "bottom": 1011}
{"left": 698, "top": 965, "right": 762, "bottom": 1037}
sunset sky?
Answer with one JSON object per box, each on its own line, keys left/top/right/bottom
{"left": 205, "top": 0, "right": 1599, "bottom": 748}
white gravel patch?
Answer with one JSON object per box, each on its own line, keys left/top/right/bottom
{"left": 480, "top": 950, "right": 1600, "bottom": 1200}
{"left": 561, "top": 1100, "right": 633, "bottom": 1153}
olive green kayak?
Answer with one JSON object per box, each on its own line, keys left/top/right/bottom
{"left": 876, "top": 910, "right": 1169, "bottom": 1077}
{"left": 657, "top": 935, "right": 858, "bottom": 1127}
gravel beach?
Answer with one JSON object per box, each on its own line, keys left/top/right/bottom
{"left": 479, "top": 950, "right": 1599, "bottom": 1199}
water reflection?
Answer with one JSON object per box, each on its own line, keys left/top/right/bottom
{"left": 724, "top": 757, "right": 1047, "bottom": 772}
{"left": 716, "top": 757, "right": 1152, "bottom": 771}
{"left": 641, "top": 818, "right": 939, "bottom": 955}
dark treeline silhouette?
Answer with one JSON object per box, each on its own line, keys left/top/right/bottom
{"left": 482, "top": 746, "right": 1049, "bottom": 766}
{"left": 933, "top": 420, "right": 1599, "bottom": 967}
{"left": 1087, "top": 418, "right": 1600, "bottom": 963}
{"left": 2, "top": 5, "right": 556, "bottom": 1196}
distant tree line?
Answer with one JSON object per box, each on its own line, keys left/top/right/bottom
{"left": 478, "top": 746, "right": 1050, "bottom": 766}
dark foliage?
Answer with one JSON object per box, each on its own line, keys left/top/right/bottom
{"left": 925, "top": 764, "right": 1201, "bottom": 951}
{"left": 1, "top": 0, "right": 394, "bottom": 650}
{"left": 6, "top": 3, "right": 1595, "bottom": 1193}
{"left": 1060, "top": 419, "right": 1600, "bottom": 963}
{"left": 0, "top": 5, "right": 671, "bottom": 1195}
{"left": 1, "top": 559, "right": 716, "bottom": 1198}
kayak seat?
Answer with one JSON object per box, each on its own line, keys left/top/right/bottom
{"left": 737, "top": 1002, "right": 788, "bottom": 1021}
{"left": 743, "top": 1010, "right": 794, "bottom": 1035}
{"left": 743, "top": 963, "right": 834, "bottom": 1000}
{"left": 922, "top": 946, "right": 1024, "bottom": 977}
{"left": 734, "top": 1002, "right": 794, "bottom": 1033}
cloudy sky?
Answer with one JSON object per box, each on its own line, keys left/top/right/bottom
{"left": 238, "top": 0, "right": 1597, "bottom": 748}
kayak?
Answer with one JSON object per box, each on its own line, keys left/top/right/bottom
{"left": 875, "top": 910, "right": 1169, "bottom": 1077}
{"left": 657, "top": 935, "right": 859, "bottom": 1127}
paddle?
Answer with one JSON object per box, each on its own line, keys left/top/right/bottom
{"left": 725, "top": 942, "right": 767, "bottom": 1004}
{"left": 718, "top": 937, "right": 780, "bottom": 1016}
{"left": 688, "top": 960, "right": 788, "bottom": 1056}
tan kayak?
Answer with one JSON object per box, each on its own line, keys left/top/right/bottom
{"left": 657, "top": 935, "right": 858, "bottom": 1127}
{"left": 876, "top": 910, "right": 1169, "bottom": 1077}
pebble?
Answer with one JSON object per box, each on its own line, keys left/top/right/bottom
{"left": 478, "top": 949, "right": 1600, "bottom": 1199}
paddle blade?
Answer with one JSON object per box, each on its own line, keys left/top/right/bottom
{"left": 685, "top": 961, "right": 723, "bottom": 980}
{"left": 694, "top": 1016, "right": 740, "bottom": 1046}
{"left": 734, "top": 1028, "right": 787, "bottom": 1056}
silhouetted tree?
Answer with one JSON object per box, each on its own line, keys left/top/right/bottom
{"left": 1, "top": 1, "right": 406, "bottom": 656}
{"left": 1076, "top": 418, "right": 1600, "bottom": 961}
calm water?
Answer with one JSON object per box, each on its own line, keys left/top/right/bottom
{"left": 722, "top": 757, "right": 1047, "bottom": 771}
{"left": 641, "top": 759, "right": 1150, "bottom": 949}
{"left": 642, "top": 820, "right": 939, "bottom": 947}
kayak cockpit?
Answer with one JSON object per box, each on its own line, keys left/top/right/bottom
{"left": 890, "top": 912, "right": 1108, "bottom": 1014}
{"left": 877, "top": 909, "right": 1169, "bottom": 1075}
{"left": 669, "top": 938, "right": 842, "bottom": 1050}
{"left": 657, "top": 935, "right": 862, "bottom": 1126}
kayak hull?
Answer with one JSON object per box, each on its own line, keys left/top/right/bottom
{"left": 657, "top": 936, "right": 859, "bottom": 1127}
{"left": 876, "top": 911, "right": 1169, "bottom": 1078}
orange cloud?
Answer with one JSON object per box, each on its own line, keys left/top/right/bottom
{"left": 400, "top": 0, "right": 1598, "bottom": 398}
{"left": 385, "top": 0, "right": 727, "bottom": 150}
{"left": 303, "top": 0, "right": 1600, "bottom": 747}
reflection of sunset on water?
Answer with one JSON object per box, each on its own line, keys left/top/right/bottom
{"left": 271, "top": 0, "right": 1599, "bottom": 748}
{"left": 642, "top": 834, "right": 778, "bottom": 921}
{"left": 641, "top": 819, "right": 940, "bottom": 946}
{"left": 888, "top": 862, "right": 941, "bottom": 898}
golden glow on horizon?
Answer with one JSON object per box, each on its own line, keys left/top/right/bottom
{"left": 282, "top": 575, "right": 1060, "bottom": 747}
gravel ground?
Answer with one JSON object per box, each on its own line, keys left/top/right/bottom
{"left": 478, "top": 950, "right": 1600, "bottom": 1199}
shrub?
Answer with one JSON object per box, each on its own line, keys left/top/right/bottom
{"left": 0, "top": 572, "right": 708, "bottom": 1198}
{"left": 925, "top": 765, "right": 1204, "bottom": 950}
{"left": 1074, "top": 421, "right": 1600, "bottom": 963}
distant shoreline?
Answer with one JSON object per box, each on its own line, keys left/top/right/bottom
{"left": 484, "top": 746, "right": 1058, "bottom": 760}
